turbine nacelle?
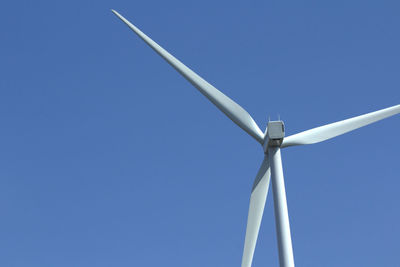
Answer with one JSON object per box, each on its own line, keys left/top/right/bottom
{"left": 263, "top": 121, "right": 285, "bottom": 153}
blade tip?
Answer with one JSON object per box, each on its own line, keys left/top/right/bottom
{"left": 111, "top": 9, "right": 121, "bottom": 17}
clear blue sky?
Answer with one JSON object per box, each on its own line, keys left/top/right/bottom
{"left": 1, "top": 0, "right": 399, "bottom": 266}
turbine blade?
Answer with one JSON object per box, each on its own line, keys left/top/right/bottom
{"left": 282, "top": 104, "right": 400, "bottom": 148}
{"left": 111, "top": 10, "right": 264, "bottom": 143}
{"left": 242, "top": 157, "right": 271, "bottom": 267}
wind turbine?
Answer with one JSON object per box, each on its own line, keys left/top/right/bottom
{"left": 111, "top": 10, "right": 400, "bottom": 267}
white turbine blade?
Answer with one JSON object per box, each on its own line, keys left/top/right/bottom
{"left": 282, "top": 104, "right": 400, "bottom": 148}
{"left": 242, "top": 157, "right": 271, "bottom": 267}
{"left": 112, "top": 10, "right": 264, "bottom": 143}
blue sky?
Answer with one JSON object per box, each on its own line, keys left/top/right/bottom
{"left": 1, "top": 0, "right": 399, "bottom": 266}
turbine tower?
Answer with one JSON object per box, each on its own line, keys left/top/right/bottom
{"left": 111, "top": 10, "right": 400, "bottom": 267}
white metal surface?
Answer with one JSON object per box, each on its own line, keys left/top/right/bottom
{"left": 241, "top": 158, "right": 271, "bottom": 267}
{"left": 268, "top": 147, "right": 295, "bottom": 267}
{"left": 111, "top": 10, "right": 264, "bottom": 143}
{"left": 282, "top": 104, "right": 400, "bottom": 148}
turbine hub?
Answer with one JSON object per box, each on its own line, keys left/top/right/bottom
{"left": 263, "top": 121, "right": 285, "bottom": 153}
